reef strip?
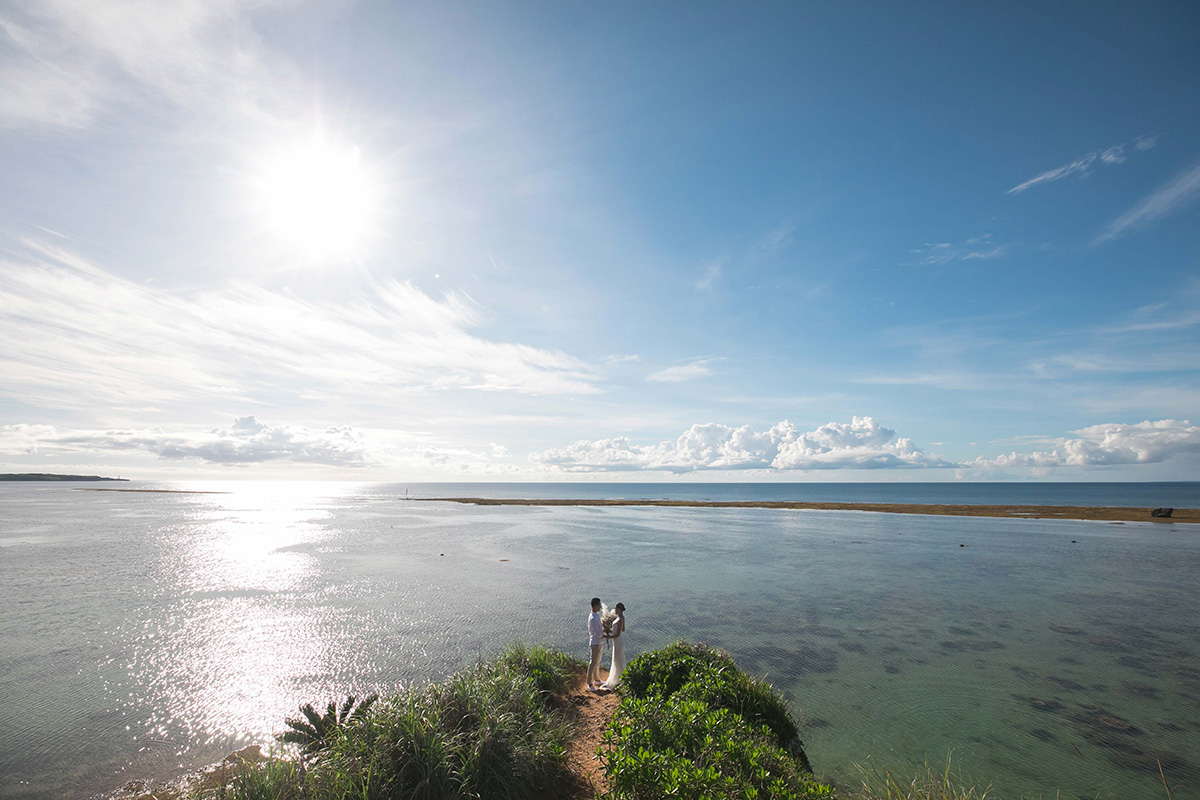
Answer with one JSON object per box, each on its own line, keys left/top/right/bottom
{"left": 419, "top": 498, "right": 1199, "bottom": 524}
{"left": 76, "top": 488, "right": 232, "bottom": 495}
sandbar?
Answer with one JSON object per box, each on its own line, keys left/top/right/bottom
{"left": 419, "top": 497, "right": 1198, "bottom": 524}
{"left": 77, "top": 488, "right": 231, "bottom": 495}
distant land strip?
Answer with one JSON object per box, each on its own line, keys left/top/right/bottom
{"left": 420, "top": 498, "right": 1199, "bottom": 524}
{"left": 0, "top": 473, "right": 128, "bottom": 482}
{"left": 76, "top": 488, "right": 231, "bottom": 495}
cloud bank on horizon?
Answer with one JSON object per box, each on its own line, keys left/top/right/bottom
{"left": 6, "top": 415, "right": 1197, "bottom": 476}
{"left": 1, "top": 1, "right": 1198, "bottom": 481}
{"left": 531, "top": 417, "right": 953, "bottom": 472}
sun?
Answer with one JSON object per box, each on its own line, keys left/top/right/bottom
{"left": 255, "top": 137, "right": 376, "bottom": 260}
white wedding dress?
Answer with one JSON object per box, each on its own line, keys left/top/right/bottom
{"left": 602, "top": 618, "right": 626, "bottom": 689}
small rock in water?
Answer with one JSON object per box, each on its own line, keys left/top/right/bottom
{"left": 959, "top": 543, "right": 965, "bottom": 547}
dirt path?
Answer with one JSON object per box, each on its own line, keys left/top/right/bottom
{"left": 560, "top": 667, "right": 621, "bottom": 799}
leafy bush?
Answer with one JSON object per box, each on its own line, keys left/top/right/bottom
{"left": 675, "top": 664, "right": 799, "bottom": 748}
{"left": 600, "top": 641, "right": 832, "bottom": 800}
{"left": 621, "top": 640, "right": 739, "bottom": 700}
{"left": 600, "top": 696, "right": 834, "bottom": 800}
{"left": 205, "top": 643, "right": 579, "bottom": 800}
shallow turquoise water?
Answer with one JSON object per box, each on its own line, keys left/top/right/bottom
{"left": 1, "top": 482, "right": 1197, "bottom": 799}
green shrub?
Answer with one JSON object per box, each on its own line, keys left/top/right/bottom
{"left": 675, "top": 663, "right": 800, "bottom": 748}
{"left": 600, "top": 696, "right": 834, "bottom": 800}
{"left": 621, "top": 640, "right": 740, "bottom": 699}
{"left": 492, "top": 641, "right": 578, "bottom": 695}
{"left": 203, "top": 643, "right": 579, "bottom": 800}
{"left": 600, "top": 641, "right": 832, "bottom": 800}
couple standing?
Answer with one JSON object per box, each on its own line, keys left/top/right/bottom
{"left": 586, "top": 597, "right": 627, "bottom": 692}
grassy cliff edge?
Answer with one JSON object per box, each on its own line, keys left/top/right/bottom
{"left": 182, "top": 642, "right": 1011, "bottom": 800}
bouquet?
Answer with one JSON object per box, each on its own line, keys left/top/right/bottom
{"left": 601, "top": 608, "right": 619, "bottom": 640}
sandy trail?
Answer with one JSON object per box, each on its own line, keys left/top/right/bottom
{"left": 560, "top": 667, "right": 621, "bottom": 799}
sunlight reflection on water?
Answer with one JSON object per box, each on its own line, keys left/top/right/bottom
{"left": 1, "top": 482, "right": 1198, "bottom": 800}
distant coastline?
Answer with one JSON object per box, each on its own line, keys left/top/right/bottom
{"left": 422, "top": 497, "right": 1199, "bottom": 524}
{"left": 0, "top": 473, "right": 128, "bottom": 482}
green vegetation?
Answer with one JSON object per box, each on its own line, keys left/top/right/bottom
{"left": 847, "top": 755, "right": 993, "bottom": 800}
{"left": 278, "top": 694, "right": 379, "bottom": 756}
{"left": 599, "top": 641, "right": 835, "bottom": 800}
{"left": 194, "top": 640, "right": 1071, "bottom": 800}
{"left": 200, "top": 643, "right": 579, "bottom": 800}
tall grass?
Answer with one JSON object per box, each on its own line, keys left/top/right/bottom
{"left": 848, "top": 754, "right": 992, "bottom": 800}
{"left": 196, "top": 643, "right": 579, "bottom": 800}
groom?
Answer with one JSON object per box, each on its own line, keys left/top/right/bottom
{"left": 586, "top": 597, "right": 603, "bottom": 691}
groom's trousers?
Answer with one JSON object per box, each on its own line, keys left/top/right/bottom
{"left": 588, "top": 644, "right": 602, "bottom": 685}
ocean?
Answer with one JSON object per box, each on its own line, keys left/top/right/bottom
{"left": 1, "top": 481, "right": 1198, "bottom": 799}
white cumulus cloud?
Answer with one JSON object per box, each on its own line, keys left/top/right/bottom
{"left": 974, "top": 419, "right": 1200, "bottom": 467}
{"left": 531, "top": 416, "right": 953, "bottom": 473}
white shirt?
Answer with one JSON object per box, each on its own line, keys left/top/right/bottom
{"left": 588, "top": 611, "right": 603, "bottom": 646}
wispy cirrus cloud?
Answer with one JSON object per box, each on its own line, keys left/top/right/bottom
{"left": 973, "top": 419, "right": 1200, "bottom": 467}
{"left": 906, "top": 234, "right": 1004, "bottom": 266}
{"left": 646, "top": 358, "right": 716, "bottom": 383}
{"left": 1094, "top": 160, "right": 1200, "bottom": 244}
{"left": 695, "top": 260, "right": 722, "bottom": 291}
{"left": 531, "top": 416, "right": 953, "bottom": 473}
{"left": 0, "top": 1, "right": 291, "bottom": 129}
{"left": 1006, "top": 136, "right": 1159, "bottom": 195}
{"left": 0, "top": 243, "right": 597, "bottom": 416}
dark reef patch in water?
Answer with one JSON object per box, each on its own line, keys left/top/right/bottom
{"left": 1120, "top": 681, "right": 1159, "bottom": 699}
{"left": 737, "top": 644, "right": 839, "bottom": 676}
{"left": 1116, "top": 654, "right": 1153, "bottom": 674}
{"left": 1010, "top": 665, "right": 1036, "bottom": 679}
{"left": 947, "top": 626, "right": 978, "bottom": 637}
{"left": 883, "top": 663, "right": 901, "bottom": 674}
{"left": 799, "top": 625, "right": 844, "bottom": 639}
{"left": 838, "top": 642, "right": 865, "bottom": 653}
{"left": 1087, "top": 635, "right": 1129, "bottom": 653}
{"left": 1015, "top": 695, "right": 1066, "bottom": 713}
{"left": 940, "top": 639, "right": 1005, "bottom": 652}
{"left": 1050, "top": 625, "right": 1085, "bottom": 635}
{"left": 1048, "top": 675, "right": 1088, "bottom": 692}
{"left": 1030, "top": 728, "right": 1057, "bottom": 742}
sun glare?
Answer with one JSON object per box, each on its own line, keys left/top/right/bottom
{"left": 256, "top": 138, "right": 375, "bottom": 260}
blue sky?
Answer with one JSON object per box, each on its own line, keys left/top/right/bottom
{"left": 1, "top": 0, "right": 1198, "bottom": 481}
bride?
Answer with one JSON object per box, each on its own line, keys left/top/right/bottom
{"left": 601, "top": 602, "right": 627, "bottom": 690}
